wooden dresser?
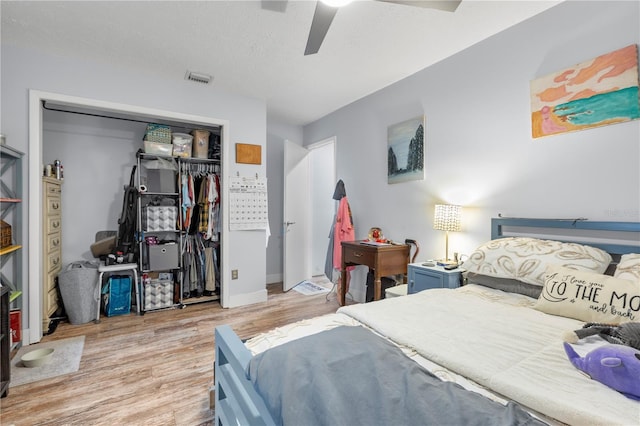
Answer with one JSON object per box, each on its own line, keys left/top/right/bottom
{"left": 42, "top": 177, "right": 62, "bottom": 331}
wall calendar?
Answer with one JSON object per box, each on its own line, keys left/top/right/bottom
{"left": 229, "top": 176, "right": 268, "bottom": 231}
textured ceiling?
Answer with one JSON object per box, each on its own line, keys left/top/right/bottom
{"left": 1, "top": 0, "right": 562, "bottom": 126}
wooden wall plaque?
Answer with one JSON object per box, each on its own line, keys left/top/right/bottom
{"left": 235, "top": 143, "right": 262, "bottom": 164}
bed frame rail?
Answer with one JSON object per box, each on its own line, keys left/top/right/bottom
{"left": 491, "top": 218, "right": 640, "bottom": 255}
{"left": 214, "top": 325, "right": 276, "bottom": 426}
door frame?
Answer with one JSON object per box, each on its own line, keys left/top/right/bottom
{"left": 27, "top": 90, "right": 230, "bottom": 343}
{"left": 307, "top": 137, "right": 337, "bottom": 277}
{"left": 282, "top": 136, "right": 336, "bottom": 290}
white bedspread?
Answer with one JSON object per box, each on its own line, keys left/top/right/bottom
{"left": 338, "top": 285, "right": 640, "bottom": 426}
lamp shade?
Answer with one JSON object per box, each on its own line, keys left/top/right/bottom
{"left": 433, "top": 204, "right": 461, "bottom": 232}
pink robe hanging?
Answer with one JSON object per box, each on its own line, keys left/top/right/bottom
{"left": 333, "top": 196, "right": 355, "bottom": 270}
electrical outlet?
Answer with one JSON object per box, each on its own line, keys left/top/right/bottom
{"left": 231, "top": 269, "right": 238, "bottom": 280}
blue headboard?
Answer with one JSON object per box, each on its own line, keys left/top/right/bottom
{"left": 491, "top": 218, "right": 640, "bottom": 256}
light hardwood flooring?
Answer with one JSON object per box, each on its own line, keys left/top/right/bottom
{"left": 1, "top": 283, "right": 343, "bottom": 425}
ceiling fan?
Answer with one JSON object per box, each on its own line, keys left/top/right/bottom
{"left": 263, "top": 0, "right": 462, "bottom": 55}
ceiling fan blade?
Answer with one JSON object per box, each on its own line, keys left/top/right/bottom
{"left": 376, "top": 0, "right": 462, "bottom": 12}
{"left": 261, "top": 0, "right": 288, "bottom": 13}
{"left": 305, "top": 1, "right": 339, "bottom": 56}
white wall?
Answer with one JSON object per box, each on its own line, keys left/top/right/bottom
{"left": 2, "top": 43, "right": 268, "bottom": 333}
{"left": 42, "top": 110, "right": 145, "bottom": 262}
{"left": 303, "top": 1, "right": 640, "bottom": 301}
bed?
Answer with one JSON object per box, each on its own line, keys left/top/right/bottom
{"left": 214, "top": 218, "right": 640, "bottom": 426}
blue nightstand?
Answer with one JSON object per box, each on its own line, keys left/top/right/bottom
{"left": 407, "top": 263, "right": 462, "bottom": 294}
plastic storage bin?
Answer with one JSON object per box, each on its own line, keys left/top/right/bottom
{"left": 172, "top": 133, "right": 192, "bottom": 158}
{"left": 144, "top": 141, "right": 173, "bottom": 156}
{"left": 58, "top": 261, "right": 99, "bottom": 325}
{"left": 191, "top": 129, "right": 210, "bottom": 159}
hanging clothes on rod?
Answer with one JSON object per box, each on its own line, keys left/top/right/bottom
{"left": 180, "top": 162, "right": 220, "bottom": 241}
{"left": 179, "top": 161, "right": 221, "bottom": 299}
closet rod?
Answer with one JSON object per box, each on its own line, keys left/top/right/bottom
{"left": 41, "top": 101, "right": 218, "bottom": 131}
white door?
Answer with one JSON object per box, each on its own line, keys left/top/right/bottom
{"left": 283, "top": 140, "right": 311, "bottom": 291}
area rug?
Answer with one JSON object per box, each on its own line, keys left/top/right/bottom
{"left": 10, "top": 335, "right": 85, "bottom": 387}
{"left": 292, "top": 280, "right": 331, "bottom": 295}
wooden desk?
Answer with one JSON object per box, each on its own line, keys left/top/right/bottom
{"left": 340, "top": 241, "right": 410, "bottom": 306}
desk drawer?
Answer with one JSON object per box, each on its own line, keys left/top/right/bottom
{"left": 344, "top": 248, "right": 375, "bottom": 266}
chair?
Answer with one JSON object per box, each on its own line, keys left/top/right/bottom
{"left": 90, "top": 230, "right": 140, "bottom": 322}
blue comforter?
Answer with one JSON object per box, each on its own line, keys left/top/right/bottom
{"left": 247, "top": 326, "right": 546, "bottom": 426}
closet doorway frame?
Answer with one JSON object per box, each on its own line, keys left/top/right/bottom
{"left": 27, "top": 90, "right": 230, "bottom": 344}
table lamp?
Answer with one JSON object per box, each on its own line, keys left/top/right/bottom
{"left": 433, "top": 204, "right": 461, "bottom": 265}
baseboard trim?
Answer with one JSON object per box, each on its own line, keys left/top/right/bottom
{"left": 266, "top": 273, "right": 282, "bottom": 284}
{"left": 226, "top": 289, "right": 268, "bottom": 308}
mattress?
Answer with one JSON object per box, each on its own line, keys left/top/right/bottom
{"left": 245, "top": 285, "right": 640, "bottom": 426}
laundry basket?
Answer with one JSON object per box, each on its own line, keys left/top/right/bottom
{"left": 58, "top": 261, "right": 99, "bottom": 325}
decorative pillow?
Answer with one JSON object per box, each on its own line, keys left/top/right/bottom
{"left": 463, "top": 272, "right": 542, "bottom": 299}
{"left": 614, "top": 253, "right": 640, "bottom": 282}
{"left": 461, "top": 237, "right": 612, "bottom": 286}
{"left": 534, "top": 265, "right": 639, "bottom": 324}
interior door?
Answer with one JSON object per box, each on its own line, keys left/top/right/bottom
{"left": 283, "top": 140, "right": 311, "bottom": 291}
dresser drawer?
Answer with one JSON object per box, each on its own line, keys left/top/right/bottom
{"left": 45, "top": 250, "right": 62, "bottom": 273}
{"left": 45, "top": 270, "right": 58, "bottom": 293}
{"left": 45, "top": 195, "right": 62, "bottom": 216}
{"left": 343, "top": 247, "right": 375, "bottom": 266}
{"left": 45, "top": 215, "right": 62, "bottom": 235}
{"left": 45, "top": 181, "right": 62, "bottom": 196}
{"left": 46, "top": 232, "right": 62, "bottom": 253}
{"left": 45, "top": 287, "right": 59, "bottom": 317}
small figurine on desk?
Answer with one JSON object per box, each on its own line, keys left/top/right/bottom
{"left": 368, "top": 227, "right": 386, "bottom": 243}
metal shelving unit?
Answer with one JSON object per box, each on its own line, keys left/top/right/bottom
{"left": 0, "top": 144, "right": 25, "bottom": 397}
{"left": 136, "top": 151, "right": 221, "bottom": 313}
{"left": 0, "top": 145, "right": 24, "bottom": 344}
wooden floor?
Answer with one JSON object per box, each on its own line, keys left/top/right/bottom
{"left": 1, "top": 283, "right": 342, "bottom": 425}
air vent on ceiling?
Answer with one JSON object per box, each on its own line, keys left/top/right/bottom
{"left": 185, "top": 70, "right": 213, "bottom": 85}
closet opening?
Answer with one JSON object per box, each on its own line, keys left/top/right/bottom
{"left": 28, "top": 90, "right": 230, "bottom": 344}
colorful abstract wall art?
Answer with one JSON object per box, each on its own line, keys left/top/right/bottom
{"left": 530, "top": 44, "right": 639, "bottom": 138}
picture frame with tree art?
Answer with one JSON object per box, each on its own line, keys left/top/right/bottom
{"left": 387, "top": 115, "right": 425, "bottom": 184}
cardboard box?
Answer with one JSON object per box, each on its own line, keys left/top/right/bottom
{"left": 10, "top": 310, "right": 21, "bottom": 345}
{"left": 1, "top": 219, "right": 12, "bottom": 248}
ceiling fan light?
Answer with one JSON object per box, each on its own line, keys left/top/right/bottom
{"left": 320, "top": 0, "right": 353, "bottom": 7}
